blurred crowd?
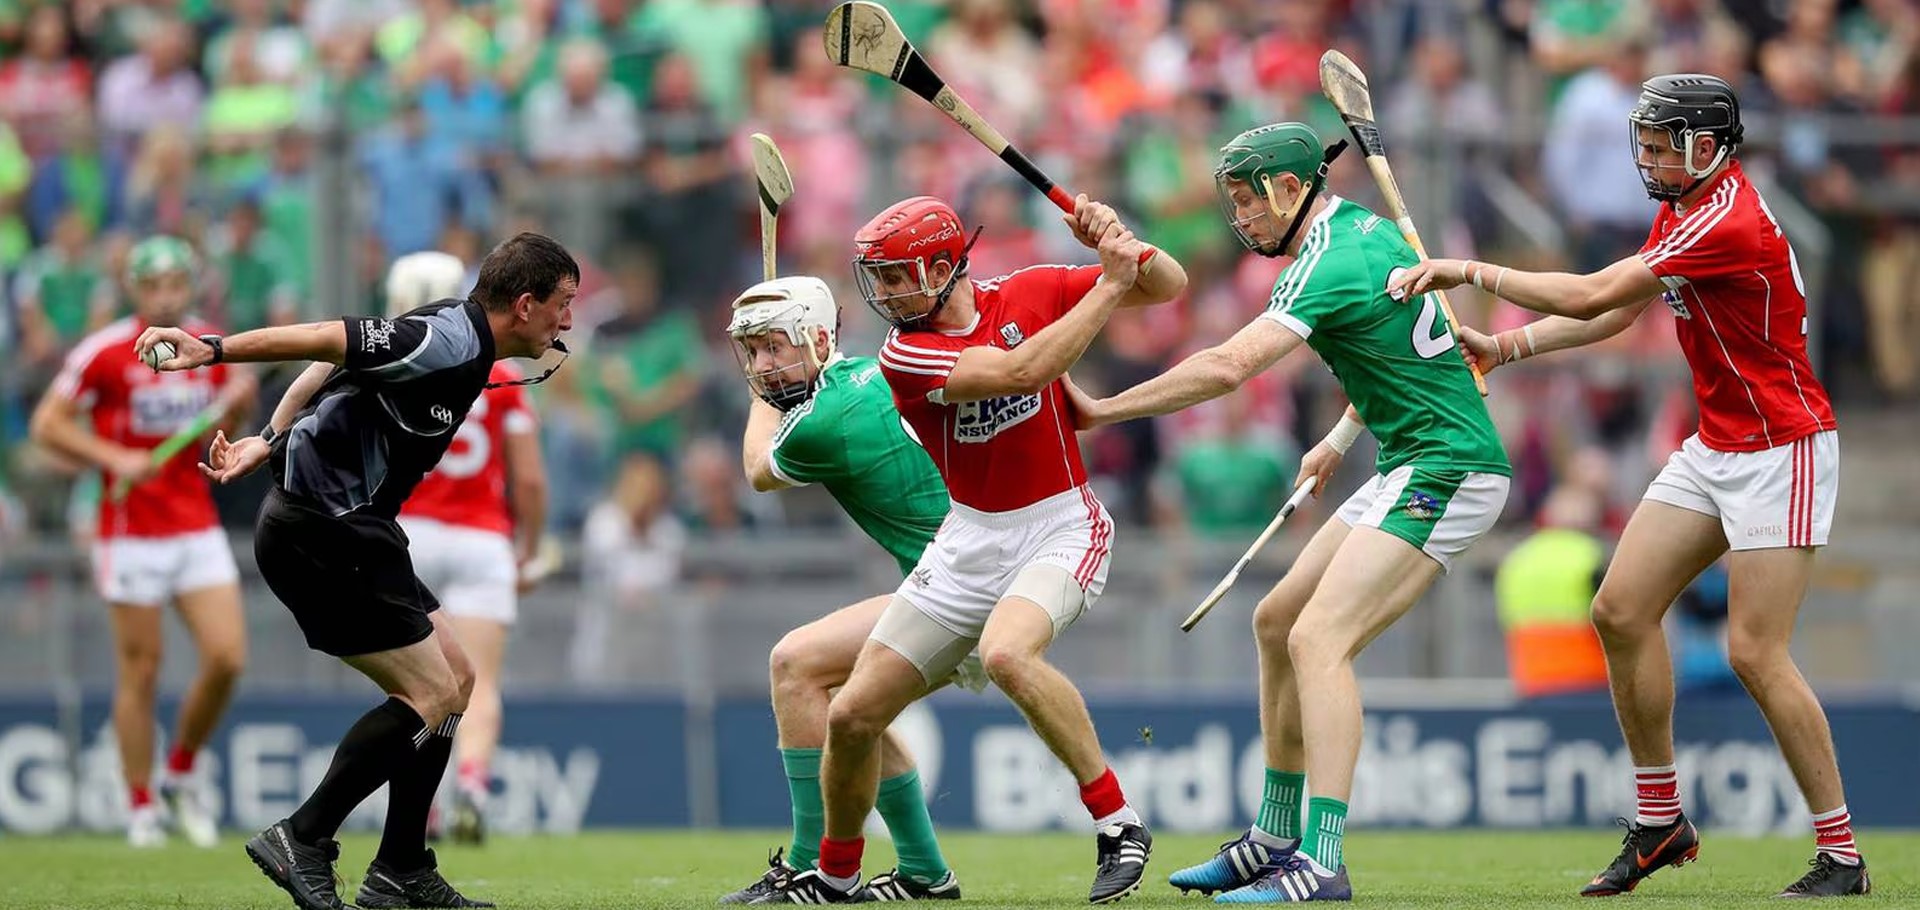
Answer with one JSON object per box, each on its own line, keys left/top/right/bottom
{"left": 1, "top": 0, "right": 1917, "bottom": 562}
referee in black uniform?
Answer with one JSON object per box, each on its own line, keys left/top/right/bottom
{"left": 137, "top": 232, "right": 577, "bottom": 910}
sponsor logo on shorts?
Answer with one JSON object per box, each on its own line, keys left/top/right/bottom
{"left": 1747, "top": 524, "right": 1784, "bottom": 538}
{"left": 1404, "top": 490, "right": 1441, "bottom": 521}
{"left": 910, "top": 566, "right": 933, "bottom": 588}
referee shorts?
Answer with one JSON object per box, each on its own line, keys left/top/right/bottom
{"left": 255, "top": 488, "right": 441, "bottom": 658}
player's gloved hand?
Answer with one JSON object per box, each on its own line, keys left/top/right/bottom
{"left": 106, "top": 446, "right": 158, "bottom": 486}
{"left": 1096, "top": 223, "right": 1141, "bottom": 288}
{"left": 1456, "top": 324, "right": 1504, "bottom": 376}
{"left": 1295, "top": 441, "right": 1343, "bottom": 499}
{"left": 1060, "top": 374, "right": 1108, "bottom": 429}
{"left": 1387, "top": 258, "right": 1470, "bottom": 299}
{"left": 199, "top": 430, "right": 270, "bottom": 484}
{"left": 134, "top": 326, "right": 215, "bottom": 371}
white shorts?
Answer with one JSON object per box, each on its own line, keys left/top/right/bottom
{"left": 400, "top": 517, "right": 519, "bottom": 624}
{"left": 879, "top": 486, "right": 1112, "bottom": 681}
{"left": 1334, "top": 464, "right": 1510, "bottom": 572}
{"left": 1644, "top": 431, "right": 1837, "bottom": 551}
{"left": 93, "top": 528, "right": 240, "bottom": 607}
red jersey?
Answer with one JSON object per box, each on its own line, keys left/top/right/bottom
{"left": 52, "top": 317, "right": 228, "bottom": 538}
{"left": 879, "top": 264, "right": 1103, "bottom": 512}
{"left": 1639, "top": 161, "right": 1836, "bottom": 452}
{"left": 401, "top": 362, "right": 535, "bottom": 536}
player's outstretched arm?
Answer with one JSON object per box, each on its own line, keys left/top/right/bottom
{"left": 940, "top": 224, "right": 1141, "bottom": 404}
{"left": 1062, "top": 194, "right": 1188, "bottom": 308}
{"left": 137, "top": 320, "right": 349, "bottom": 370}
{"left": 1463, "top": 300, "right": 1654, "bottom": 375}
{"left": 1074, "top": 318, "right": 1301, "bottom": 428}
{"left": 741, "top": 398, "right": 795, "bottom": 493}
{"left": 1390, "top": 254, "right": 1667, "bottom": 320}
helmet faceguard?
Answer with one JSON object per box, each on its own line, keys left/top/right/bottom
{"left": 1214, "top": 124, "right": 1347, "bottom": 258}
{"left": 727, "top": 276, "right": 840, "bottom": 411}
{"left": 852, "top": 196, "right": 980, "bottom": 330}
{"left": 1628, "top": 74, "right": 1743, "bottom": 203}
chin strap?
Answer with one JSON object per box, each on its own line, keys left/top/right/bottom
{"left": 1263, "top": 140, "right": 1350, "bottom": 257}
{"left": 900, "top": 225, "right": 985, "bottom": 330}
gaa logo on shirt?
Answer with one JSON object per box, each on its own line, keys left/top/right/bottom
{"left": 954, "top": 393, "right": 1041, "bottom": 443}
{"left": 1663, "top": 289, "right": 1692, "bottom": 320}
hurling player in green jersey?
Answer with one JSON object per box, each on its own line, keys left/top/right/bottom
{"left": 1068, "top": 123, "right": 1511, "bottom": 904}
{"left": 722, "top": 276, "right": 967, "bottom": 904}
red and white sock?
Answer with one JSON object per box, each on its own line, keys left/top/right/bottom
{"left": 1812, "top": 805, "right": 1861, "bottom": 866}
{"left": 1634, "top": 764, "right": 1681, "bottom": 827}
{"left": 1080, "top": 767, "right": 1142, "bottom": 830}
{"left": 817, "top": 836, "right": 864, "bottom": 889}
{"left": 166, "top": 746, "right": 196, "bottom": 778}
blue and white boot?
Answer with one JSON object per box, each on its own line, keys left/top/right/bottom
{"left": 1168, "top": 832, "right": 1297, "bottom": 896}
{"left": 1215, "top": 854, "right": 1351, "bottom": 903}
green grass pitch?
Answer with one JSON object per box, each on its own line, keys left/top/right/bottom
{"left": 0, "top": 829, "right": 1909, "bottom": 908}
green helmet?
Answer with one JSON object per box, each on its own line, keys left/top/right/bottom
{"left": 1215, "top": 123, "right": 1342, "bottom": 257}
{"left": 127, "top": 235, "right": 196, "bottom": 282}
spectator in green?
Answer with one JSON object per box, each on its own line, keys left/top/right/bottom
{"left": 1167, "top": 392, "right": 1297, "bottom": 537}
{"left": 24, "top": 111, "right": 108, "bottom": 243}
{"left": 630, "top": 0, "right": 768, "bottom": 123}
{"left": 202, "top": 32, "right": 300, "bottom": 190}
{"left": 203, "top": 0, "right": 312, "bottom": 86}
{"left": 1529, "top": 0, "right": 1651, "bottom": 102}
{"left": 305, "top": 29, "right": 392, "bottom": 135}
{"left": 250, "top": 128, "right": 315, "bottom": 302}
{"left": 13, "top": 208, "right": 114, "bottom": 369}
{"left": 1124, "top": 93, "right": 1234, "bottom": 271}
{"left": 589, "top": 252, "right": 705, "bottom": 463}
{"left": 207, "top": 196, "right": 297, "bottom": 331}
{"left": 498, "top": 0, "right": 664, "bottom": 107}
{"left": 0, "top": 119, "right": 30, "bottom": 268}
{"left": 376, "top": 0, "right": 493, "bottom": 73}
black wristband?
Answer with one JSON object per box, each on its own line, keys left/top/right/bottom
{"left": 259, "top": 423, "right": 277, "bottom": 446}
{"left": 199, "top": 334, "right": 225, "bottom": 365}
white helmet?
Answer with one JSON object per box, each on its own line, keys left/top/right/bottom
{"left": 727, "top": 276, "right": 839, "bottom": 410}
{"left": 385, "top": 251, "right": 469, "bottom": 317}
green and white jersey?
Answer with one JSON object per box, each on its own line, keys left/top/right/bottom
{"left": 770, "top": 355, "right": 950, "bottom": 575}
{"left": 1262, "top": 196, "right": 1510, "bottom": 477}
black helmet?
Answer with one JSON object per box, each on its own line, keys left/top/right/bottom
{"left": 1629, "top": 74, "right": 1743, "bottom": 202}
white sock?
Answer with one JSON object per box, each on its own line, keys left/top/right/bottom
{"left": 1094, "top": 804, "right": 1142, "bottom": 831}
{"left": 1303, "top": 855, "right": 1334, "bottom": 876}
{"left": 819, "top": 869, "right": 860, "bottom": 892}
{"left": 1247, "top": 825, "right": 1291, "bottom": 850}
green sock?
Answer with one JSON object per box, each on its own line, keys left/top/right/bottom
{"left": 780, "top": 748, "right": 824, "bottom": 872}
{"left": 1301, "top": 796, "right": 1349, "bottom": 872}
{"left": 875, "top": 770, "right": 949, "bottom": 884}
{"left": 1253, "top": 769, "right": 1307, "bottom": 842}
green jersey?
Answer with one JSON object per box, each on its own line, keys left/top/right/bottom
{"left": 769, "top": 355, "right": 949, "bottom": 575}
{"left": 1263, "top": 197, "right": 1509, "bottom": 477}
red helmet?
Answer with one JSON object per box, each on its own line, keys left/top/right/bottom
{"left": 852, "top": 196, "right": 974, "bottom": 328}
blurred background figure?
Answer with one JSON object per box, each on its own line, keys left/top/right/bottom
{"left": 1496, "top": 484, "right": 1611, "bottom": 701}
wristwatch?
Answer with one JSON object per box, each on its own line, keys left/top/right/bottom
{"left": 259, "top": 423, "right": 278, "bottom": 446}
{"left": 199, "top": 334, "right": 225, "bottom": 365}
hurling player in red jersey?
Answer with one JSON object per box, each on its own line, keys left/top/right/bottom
{"left": 773, "top": 195, "right": 1185, "bottom": 906}
{"left": 385, "top": 252, "right": 550, "bottom": 846}
{"left": 29, "top": 236, "right": 256, "bottom": 849}
{"left": 1394, "top": 75, "right": 1864, "bottom": 898}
